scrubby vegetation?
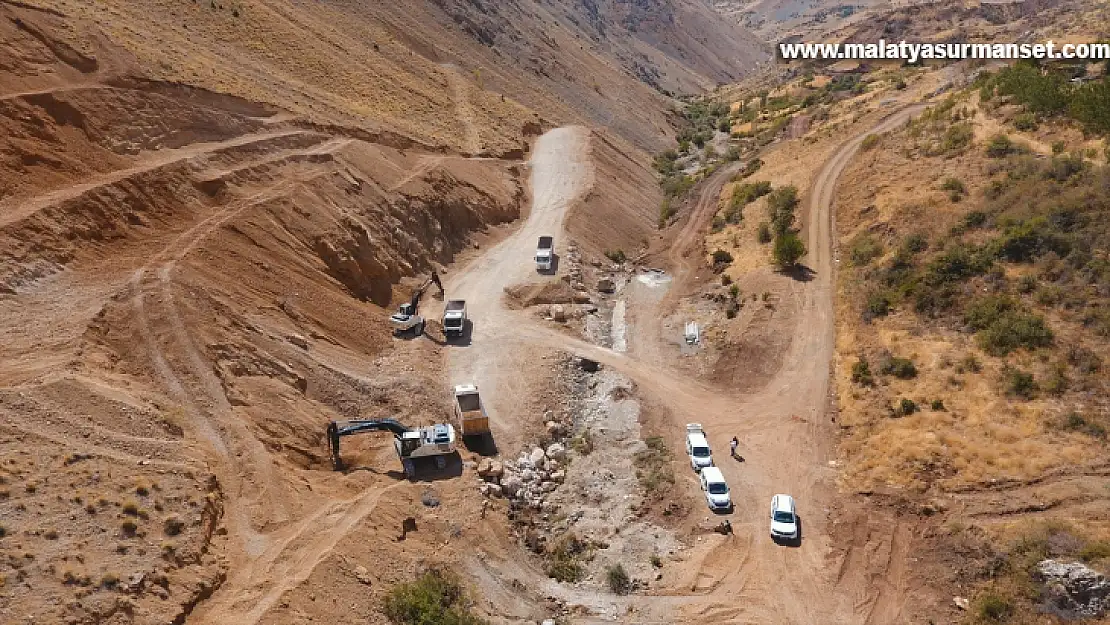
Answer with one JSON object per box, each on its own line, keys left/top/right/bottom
{"left": 979, "top": 61, "right": 1110, "bottom": 135}
{"left": 383, "top": 568, "right": 488, "bottom": 625}
{"left": 634, "top": 436, "right": 675, "bottom": 496}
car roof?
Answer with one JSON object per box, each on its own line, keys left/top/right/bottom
{"left": 772, "top": 494, "right": 795, "bottom": 511}
{"left": 701, "top": 467, "right": 726, "bottom": 482}
{"left": 686, "top": 432, "right": 709, "bottom": 446}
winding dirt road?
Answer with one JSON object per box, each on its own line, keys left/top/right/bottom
{"left": 449, "top": 106, "right": 926, "bottom": 623}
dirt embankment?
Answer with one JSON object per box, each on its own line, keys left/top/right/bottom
{"left": 0, "top": 9, "right": 535, "bottom": 623}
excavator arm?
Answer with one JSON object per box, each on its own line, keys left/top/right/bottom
{"left": 326, "top": 418, "right": 411, "bottom": 470}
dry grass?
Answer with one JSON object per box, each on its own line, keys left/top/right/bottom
{"left": 833, "top": 87, "right": 1109, "bottom": 492}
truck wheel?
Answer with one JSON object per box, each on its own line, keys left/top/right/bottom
{"left": 416, "top": 320, "right": 425, "bottom": 336}
{"left": 402, "top": 459, "right": 415, "bottom": 476}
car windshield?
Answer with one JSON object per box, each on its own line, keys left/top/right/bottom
{"left": 707, "top": 483, "right": 728, "bottom": 495}
{"left": 692, "top": 446, "right": 710, "bottom": 457}
{"left": 773, "top": 511, "right": 795, "bottom": 523}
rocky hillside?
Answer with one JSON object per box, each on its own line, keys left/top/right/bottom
{"left": 5, "top": 0, "right": 766, "bottom": 154}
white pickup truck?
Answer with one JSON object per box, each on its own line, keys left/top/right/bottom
{"left": 442, "top": 300, "right": 466, "bottom": 336}
{"left": 535, "top": 236, "right": 554, "bottom": 273}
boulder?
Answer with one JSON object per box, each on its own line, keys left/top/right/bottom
{"left": 549, "top": 470, "right": 566, "bottom": 483}
{"left": 487, "top": 483, "right": 503, "bottom": 498}
{"left": 953, "top": 597, "right": 969, "bottom": 611}
{"left": 529, "top": 447, "right": 547, "bottom": 467}
{"left": 354, "top": 565, "right": 373, "bottom": 585}
{"left": 597, "top": 278, "right": 615, "bottom": 293}
{"left": 477, "top": 458, "right": 494, "bottom": 477}
{"left": 287, "top": 334, "right": 309, "bottom": 349}
{"left": 502, "top": 476, "right": 524, "bottom": 497}
{"left": 573, "top": 291, "right": 591, "bottom": 304}
{"left": 1037, "top": 559, "right": 1110, "bottom": 617}
{"left": 550, "top": 305, "right": 566, "bottom": 322}
{"left": 477, "top": 458, "right": 504, "bottom": 479}
{"left": 546, "top": 443, "right": 567, "bottom": 462}
{"left": 576, "top": 357, "right": 600, "bottom": 372}
{"left": 545, "top": 420, "right": 565, "bottom": 438}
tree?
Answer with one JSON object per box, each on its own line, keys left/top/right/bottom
{"left": 766, "top": 186, "right": 800, "bottom": 236}
{"left": 772, "top": 232, "right": 806, "bottom": 268}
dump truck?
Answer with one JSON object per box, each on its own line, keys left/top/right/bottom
{"left": 442, "top": 300, "right": 467, "bottom": 336}
{"left": 535, "top": 235, "right": 554, "bottom": 272}
{"left": 453, "top": 384, "right": 489, "bottom": 437}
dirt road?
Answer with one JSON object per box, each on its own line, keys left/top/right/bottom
{"left": 450, "top": 108, "right": 926, "bottom": 623}
{"left": 445, "top": 126, "right": 592, "bottom": 451}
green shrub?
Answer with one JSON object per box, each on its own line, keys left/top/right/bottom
{"left": 861, "top": 134, "right": 881, "bottom": 150}
{"left": 720, "top": 274, "right": 732, "bottom": 286}
{"left": 895, "top": 398, "right": 918, "bottom": 416}
{"left": 1004, "top": 367, "right": 1037, "bottom": 399}
{"left": 942, "top": 123, "right": 974, "bottom": 153}
{"left": 986, "top": 134, "right": 1025, "bottom": 158}
{"left": 1043, "top": 365, "right": 1068, "bottom": 397}
{"left": 964, "top": 295, "right": 1017, "bottom": 331}
{"left": 546, "top": 534, "right": 589, "bottom": 583}
{"left": 735, "top": 158, "right": 763, "bottom": 179}
{"left": 658, "top": 198, "right": 676, "bottom": 227}
{"left": 604, "top": 249, "right": 627, "bottom": 264}
{"left": 729, "top": 284, "right": 740, "bottom": 300}
{"left": 992, "top": 218, "right": 1071, "bottom": 263}
{"left": 606, "top": 564, "right": 632, "bottom": 595}
{"left": 383, "top": 568, "right": 488, "bottom": 625}
{"left": 1080, "top": 541, "right": 1110, "bottom": 562}
{"left": 634, "top": 437, "right": 674, "bottom": 496}
{"left": 711, "top": 249, "right": 734, "bottom": 267}
{"left": 930, "top": 399, "right": 946, "bottom": 411}
{"left": 1052, "top": 140, "right": 1067, "bottom": 155}
{"left": 849, "top": 233, "right": 884, "bottom": 266}
{"left": 851, "top": 358, "right": 874, "bottom": 386}
{"left": 864, "top": 291, "right": 891, "bottom": 319}
{"left": 976, "top": 591, "right": 1014, "bottom": 622}
{"left": 901, "top": 233, "right": 928, "bottom": 254}
{"left": 925, "top": 244, "right": 992, "bottom": 285}
{"left": 1013, "top": 112, "right": 1038, "bottom": 131}
{"left": 757, "top": 222, "right": 772, "bottom": 244}
{"left": 1063, "top": 411, "right": 1106, "bottom": 438}
{"left": 940, "top": 177, "right": 966, "bottom": 194}
{"left": 880, "top": 356, "right": 918, "bottom": 379}
{"left": 772, "top": 232, "right": 807, "bottom": 269}
{"left": 976, "top": 312, "right": 1053, "bottom": 356}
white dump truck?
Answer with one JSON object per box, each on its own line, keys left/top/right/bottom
{"left": 442, "top": 300, "right": 467, "bottom": 336}
{"left": 453, "top": 384, "right": 490, "bottom": 437}
{"left": 535, "top": 235, "right": 554, "bottom": 273}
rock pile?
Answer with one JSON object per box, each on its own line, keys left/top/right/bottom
{"left": 1038, "top": 559, "right": 1110, "bottom": 618}
{"left": 478, "top": 444, "right": 567, "bottom": 509}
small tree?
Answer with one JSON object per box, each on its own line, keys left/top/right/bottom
{"left": 772, "top": 232, "right": 806, "bottom": 268}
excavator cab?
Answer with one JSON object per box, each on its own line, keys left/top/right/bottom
{"left": 327, "top": 418, "right": 457, "bottom": 475}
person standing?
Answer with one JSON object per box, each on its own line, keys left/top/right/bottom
{"left": 730, "top": 436, "right": 739, "bottom": 459}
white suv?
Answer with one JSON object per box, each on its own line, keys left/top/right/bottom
{"left": 770, "top": 494, "right": 798, "bottom": 541}
{"left": 700, "top": 467, "right": 732, "bottom": 512}
{"left": 685, "top": 423, "right": 713, "bottom": 472}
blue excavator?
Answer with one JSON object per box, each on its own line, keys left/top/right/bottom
{"left": 326, "top": 418, "right": 457, "bottom": 476}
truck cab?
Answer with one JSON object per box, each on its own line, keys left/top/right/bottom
{"left": 535, "top": 235, "right": 554, "bottom": 273}
{"left": 442, "top": 300, "right": 467, "bottom": 336}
